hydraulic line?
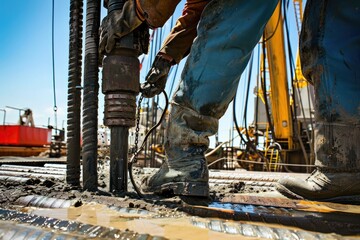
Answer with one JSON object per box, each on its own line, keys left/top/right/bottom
{"left": 261, "top": 37, "right": 282, "bottom": 170}
{"left": 66, "top": 0, "right": 83, "bottom": 186}
{"left": 82, "top": 0, "right": 101, "bottom": 191}
{"left": 150, "top": 98, "right": 156, "bottom": 167}
{"left": 261, "top": 0, "right": 282, "bottom": 44}
{"left": 233, "top": 82, "right": 270, "bottom": 170}
{"left": 243, "top": 54, "right": 254, "bottom": 142}
{"left": 282, "top": 1, "right": 310, "bottom": 172}
{"left": 254, "top": 45, "right": 261, "bottom": 147}
{"left": 232, "top": 47, "right": 270, "bottom": 170}
{"left": 145, "top": 98, "right": 150, "bottom": 165}
{"left": 152, "top": 96, "right": 159, "bottom": 166}
{"left": 261, "top": 37, "right": 276, "bottom": 145}
{"left": 129, "top": 90, "right": 169, "bottom": 198}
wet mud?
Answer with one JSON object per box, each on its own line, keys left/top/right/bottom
{"left": 1, "top": 163, "right": 360, "bottom": 239}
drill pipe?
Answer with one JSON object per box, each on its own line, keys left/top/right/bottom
{"left": 102, "top": 54, "right": 139, "bottom": 194}
{"left": 82, "top": 0, "right": 101, "bottom": 191}
{"left": 66, "top": 0, "right": 83, "bottom": 186}
{"left": 102, "top": 0, "right": 144, "bottom": 194}
{"left": 109, "top": 127, "right": 129, "bottom": 192}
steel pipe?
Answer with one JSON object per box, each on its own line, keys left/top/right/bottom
{"left": 66, "top": 0, "right": 83, "bottom": 186}
{"left": 101, "top": 0, "right": 148, "bottom": 194}
{"left": 82, "top": 0, "right": 101, "bottom": 191}
{"left": 109, "top": 127, "right": 129, "bottom": 192}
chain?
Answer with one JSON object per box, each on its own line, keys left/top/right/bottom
{"left": 132, "top": 95, "right": 144, "bottom": 163}
{"left": 128, "top": 90, "right": 169, "bottom": 198}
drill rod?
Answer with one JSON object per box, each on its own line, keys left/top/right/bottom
{"left": 110, "top": 126, "right": 129, "bottom": 193}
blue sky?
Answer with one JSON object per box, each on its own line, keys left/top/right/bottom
{"left": 0, "top": 1, "right": 70, "bottom": 128}
{"left": 0, "top": 1, "right": 185, "bottom": 128}
{"left": 0, "top": 1, "right": 301, "bottom": 146}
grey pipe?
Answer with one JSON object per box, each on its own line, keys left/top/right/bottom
{"left": 82, "top": 0, "right": 101, "bottom": 191}
{"left": 66, "top": 0, "right": 83, "bottom": 186}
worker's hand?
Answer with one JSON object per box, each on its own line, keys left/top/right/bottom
{"left": 99, "top": 0, "right": 143, "bottom": 54}
{"left": 141, "top": 55, "right": 172, "bottom": 98}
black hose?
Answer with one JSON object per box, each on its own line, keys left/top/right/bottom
{"left": 233, "top": 56, "right": 270, "bottom": 171}
{"left": 66, "top": 0, "right": 83, "bottom": 186}
{"left": 243, "top": 54, "right": 254, "bottom": 142}
{"left": 261, "top": 0, "right": 282, "bottom": 43}
{"left": 261, "top": 38, "right": 276, "bottom": 144}
{"left": 129, "top": 90, "right": 169, "bottom": 198}
{"left": 282, "top": 0, "right": 310, "bottom": 172}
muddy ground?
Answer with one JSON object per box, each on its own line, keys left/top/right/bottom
{"left": 0, "top": 160, "right": 245, "bottom": 217}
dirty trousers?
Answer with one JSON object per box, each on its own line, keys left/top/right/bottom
{"left": 168, "top": 0, "right": 360, "bottom": 171}
{"left": 167, "top": 0, "right": 278, "bottom": 150}
{"left": 300, "top": 0, "right": 360, "bottom": 170}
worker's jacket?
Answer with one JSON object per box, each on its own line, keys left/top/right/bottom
{"left": 137, "top": 0, "right": 209, "bottom": 63}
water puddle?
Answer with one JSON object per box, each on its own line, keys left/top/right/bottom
{"left": 27, "top": 203, "right": 244, "bottom": 240}
{"left": 21, "top": 201, "right": 360, "bottom": 239}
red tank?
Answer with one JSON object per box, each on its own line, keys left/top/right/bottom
{"left": 0, "top": 125, "right": 51, "bottom": 147}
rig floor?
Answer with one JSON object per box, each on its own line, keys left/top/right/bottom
{"left": 0, "top": 156, "right": 359, "bottom": 239}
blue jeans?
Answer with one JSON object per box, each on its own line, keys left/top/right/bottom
{"left": 168, "top": 0, "right": 360, "bottom": 169}
{"left": 301, "top": 0, "right": 360, "bottom": 170}
{"left": 167, "top": 0, "right": 278, "bottom": 151}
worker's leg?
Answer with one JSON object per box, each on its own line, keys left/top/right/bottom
{"left": 277, "top": 0, "right": 360, "bottom": 201}
{"left": 142, "top": 0, "right": 278, "bottom": 196}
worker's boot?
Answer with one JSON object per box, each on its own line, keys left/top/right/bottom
{"left": 142, "top": 104, "right": 218, "bottom": 197}
{"left": 277, "top": 1, "right": 360, "bottom": 202}
{"left": 277, "top": 123, "right": 360, "bottom": 202}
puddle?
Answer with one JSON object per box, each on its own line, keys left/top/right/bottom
{"left": 24, "top": 202, "right": 360, "bottom": 238}
{"left": 209, "top": 201, "right": 360, "bottom": 219}
{"left": 28, "top": 203, "right": 246, "bottom": 240}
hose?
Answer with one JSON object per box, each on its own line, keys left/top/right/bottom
{"left": 128, "top": 90, "right": 169, "bottom": 198}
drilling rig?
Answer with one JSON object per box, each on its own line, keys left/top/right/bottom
{"left": 66, "top": 0, "right": 148, "bottom": 193}
{"left": 100, "top": 0, "right": 148, "bottom": 193}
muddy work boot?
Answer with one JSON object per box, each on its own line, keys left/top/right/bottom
{"left": 142, "top": 146, "right": 209, "bottom": 197}
{"left": 277, "top": 170, "right": 360, "bottom": 201}
{"left": 277, "top": 123, "right": 360, "bottom": 202}
{"left": 142, "top": 104, "right": 218, "bottom": 197}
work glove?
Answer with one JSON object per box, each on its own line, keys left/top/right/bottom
{"left": 99, "top": 0, "right": 143, "bottom": 54}
{"left": 141, "top": 55, "right": 172, "bottom": 98}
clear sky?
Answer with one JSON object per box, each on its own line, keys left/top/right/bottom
{"left": 0, "top": 1, "right": 184, "bottom": 128}
{"left": 0, "top": 1, "right": 71, "bottom": 128}
{"left": 0, "top": 1, "right": 301, "bottom": 146}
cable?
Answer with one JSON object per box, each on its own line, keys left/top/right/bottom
{"left": 51, "top": 0, "right": 58, "bottom": 131}
{"left": 261, "top": 35, "right": 276, "bottom": 144}
{"left": 128, "top": 90, "right": 169, "bottom": 198}
{"left": 254, "top": 44, "right": 261, "bottom": 147}
{"left": 243, "top": 54, "right": 254, "bottom": 142}
{"left": 260, "top": 0, "right": 282, "bottom": 43}
{"left": 282, "top": 0, "right": 310, "bottom": 172}
{"left": 233, "top": 88, "right": 247, "bottom": 147}
{"left": 233, "top": 64, "right": 270, "bottom": 171}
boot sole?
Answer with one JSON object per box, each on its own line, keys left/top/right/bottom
{"left": 275, "top": 183, "right": 304, "bottom": 200}
{"left": 276, "top": 183, "right": 360, "bottom": 204}
{"left": 153, "top": 181, "right": 209, "bottom": 197}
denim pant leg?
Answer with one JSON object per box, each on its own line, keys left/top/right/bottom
{"left": 301, "top": 0, "right": 360, "bottom": 170}
{"left": 168, "top": 0, "right": 278, "bottom": 147}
